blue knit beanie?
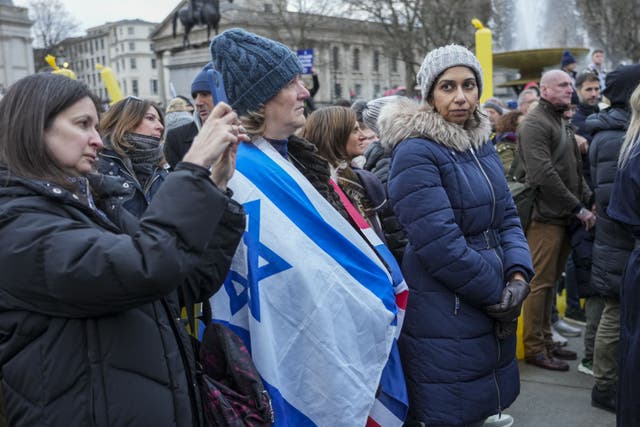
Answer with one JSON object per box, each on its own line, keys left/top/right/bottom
{"left": 191, "top": 62, "right": 214, "bottom": 99}
{"left": 210, "top": 28, "right": 303, "bottom": 116}
{"left": 561, "top": 51, "right": 577, "bottom": 68}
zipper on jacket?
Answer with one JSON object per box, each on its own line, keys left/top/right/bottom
{"left": 454, "top": 293, "right": 460, "bottom": 315}
{"left": 470, "top": 147, "right": 496, "bottom": 225}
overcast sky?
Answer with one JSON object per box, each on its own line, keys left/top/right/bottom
{"left": 14, "top": 0, "right": 180, "bottom": 32}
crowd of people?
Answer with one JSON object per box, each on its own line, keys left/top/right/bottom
{"left": 0, "top": 27, "right": 638, "bottom": 427}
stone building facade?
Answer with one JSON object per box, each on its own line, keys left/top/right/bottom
{"left": 0, "top": 0, "right": 33, "bottom": 94}
{"left": 54, "top": 19, "right": 160, "bottom": 103}
{"left": 151, "top": 0, "right": 408, "bottom": 106}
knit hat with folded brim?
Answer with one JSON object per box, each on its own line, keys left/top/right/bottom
{"left": 210, "top": 28, "right": 303, "bottom": 116}
{"left": 417, "top": 44, "right": 483, "bottom": 101}
{"left": 362, "top": 96, "right": 402, "bottom": 134}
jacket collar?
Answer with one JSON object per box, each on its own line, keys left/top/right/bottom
{"left": 378, "top": 97, "right": 491, "bottom": 152}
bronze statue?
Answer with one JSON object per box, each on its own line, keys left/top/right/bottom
{"left": 172, "top": 0, "right": 234, "bottom": 48}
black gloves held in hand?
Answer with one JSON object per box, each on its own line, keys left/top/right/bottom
{"left": 484, "top": 278, "right": 531, "bottom": 322}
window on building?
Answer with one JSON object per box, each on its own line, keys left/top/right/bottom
{"left": 150, "top": 79, "right": 158, "bottom": 95}
{"left": 116, "top": 62, "right": 120, "bottom": 73}
{"left": 264, "top": 4, "right": 273, "bottom": 13}
{"left": 102, "top": 56, "right": 105, "bottom": 65}
{"left": 121, "top": 43, "right": 124, "bottom": 52}
{"left": 121, "top": 58, "right": 125, "bottom": 70}
{"left": 151, "top": 58, "right": 156, "bottom": 69}
{"left": 332, "top": 46, "right": 340, "bottom": 70}
{"left": 130, "top": 58, "right": 137, "bottom": 69}
{"left": 128, "top": 26, "right": 134, "bottom": 35}
{"left": 89, "top": 42, "right": 93, "bottom": 55}
{"left": 374, "top": 84, "right": 381, "bottom": 97}
{"left": 334, "top": 82, "right": 342, "bottom": 99}
{"left": 100, "top": 38, "right": 104, "bottom": 49}
{"left": 132, "top": 79, "right": 138, "bottom": 96}
{"left": 129, "top": 42, "right": 135, "bottom": 51}
{"left": 353, "top": 48, "right": 360, "bottom": 71}
{"left": 91, "top": 58, "right": 94, "bottom": 69}
{"left": 355, "top": 83, "right": 362, "bottom": 97}
{"left": 122, "top": 80, "right": 127, "bottom": 94}
{"left": 119, "top": 27, "right": 123, "bottom": 35}
{"left": 391, "top": 55, "right": 398, "bottom": 73}
{"left": 373, "top": 51, "right": 380, "bottom": 72}
{"left": 85, "top": 59, "right": 89, "bottom": 68}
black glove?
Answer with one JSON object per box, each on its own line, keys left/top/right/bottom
{"left": 495, "top": 320, "right": 518, "bottom": 340}
{"left": 484, "top": 279, "right": 530, "bottom": 322}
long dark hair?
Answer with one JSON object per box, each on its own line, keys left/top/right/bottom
{"left": 300, "top": 106, "right": 356, "bottom": 166}
{"left": 0, "top": 73, "right": 100, "bottom": 188}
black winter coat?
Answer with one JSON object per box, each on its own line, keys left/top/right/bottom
{"left": 0, "top": 163, "right": 245, "bottom": 427}
{"left": 363, "top": 140, "right": 408, "bottom": 262}
{"left": 164, "top": 121, "right": 199, "bottom": 170}
{"left": 587, "top": 108, "right": 635, "bottom": 298}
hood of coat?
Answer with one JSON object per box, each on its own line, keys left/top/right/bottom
{"left": 378, "top": 97, "right": 492, "bottom": 152}
{"left": 585, "top": 107, "right": 630, "bottom": 135}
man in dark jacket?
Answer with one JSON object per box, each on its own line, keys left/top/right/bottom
{"left": 164, "top": 63, "right": 214, "bottom": 169}
{"left": 586, "top": 65, "right": 640, "bottom": 413}
{"left": 564, "top": 71, "right": 602, "bottom": 377}
{"left": 520, "top": 69, "right": 595, "bottom": 371}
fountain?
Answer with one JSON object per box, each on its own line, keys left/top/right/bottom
{"left": 493, "top": 0, "right": 589, "bottom": 90}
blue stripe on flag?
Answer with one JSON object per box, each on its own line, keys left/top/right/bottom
{"left": 263, "top": 380, "right": 315, "bottom": 427}
{"left": 378, "top": 342, "right": 409, "bottom": 420}
{"left": 236, "top": 142, "right": 397, "bottom": 315}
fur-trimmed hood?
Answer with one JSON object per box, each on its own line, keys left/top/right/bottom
{"left": 378, "top": 97, "right": 492, "bottom": 152}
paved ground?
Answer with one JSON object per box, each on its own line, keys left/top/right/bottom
{"left": 508, "top": 326, "right": 616, "bottom": 427}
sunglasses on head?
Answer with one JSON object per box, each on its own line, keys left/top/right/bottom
{"left": 123, "top": 95, "right": 144, "bottom": 107}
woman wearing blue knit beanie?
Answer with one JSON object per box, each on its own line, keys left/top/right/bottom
{"left": 207, "top": 28, "right": 407, "bottom": 426}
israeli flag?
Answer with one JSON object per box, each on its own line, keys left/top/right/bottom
{"left": 211, "top": 138, "right": 398, "bottom": 426}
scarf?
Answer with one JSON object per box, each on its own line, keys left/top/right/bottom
{"left": 123, "top": 132, "right": 163, "bottom": 189}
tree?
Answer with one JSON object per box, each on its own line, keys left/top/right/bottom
{"left": 29, "top": 0, "right": 79, "bottom": 50}
{"left": 343, "top": 0, "right": 492, "bottom": 96}
{"left": 262, "top": 0, "right": 347, "bottom": 49}
{"left": 575, "top": 0, "right": 640, "bottom": 64}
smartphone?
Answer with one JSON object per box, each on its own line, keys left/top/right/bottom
{"left": 207, "top": 67, "right": 228, "bottom": 105}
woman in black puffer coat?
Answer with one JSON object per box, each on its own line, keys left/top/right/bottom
{"left": 0, "top": 73, "right": 247, "bottom": 427}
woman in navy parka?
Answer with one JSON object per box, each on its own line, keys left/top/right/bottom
{"left": 379, "top": 45, "right": 534, "bottom": 426}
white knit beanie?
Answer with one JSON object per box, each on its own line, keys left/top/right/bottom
{"left": 362, "top": 95, "right": 402, "bottom": 134}
{"left": 417, "top": 44, "right": 483, "bottom": 101}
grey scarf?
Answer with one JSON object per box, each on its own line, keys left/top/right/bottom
{"left": 124, "top": 132, "right": 163, "bottom": 189}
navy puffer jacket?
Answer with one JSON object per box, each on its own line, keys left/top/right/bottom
{"left": 587, "top": 108, "right": 635, "bottom": 298}
{"left": 97, "top": 143, "right": 168, "bottom": 218}
{"left": 379, "top": 99, "right": 533, "bottom": 425}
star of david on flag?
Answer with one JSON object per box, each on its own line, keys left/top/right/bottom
{"left": 212, "top": 138, "right": 407, "bottom": 427}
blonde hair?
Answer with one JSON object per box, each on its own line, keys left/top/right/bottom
{"left": 240, "top": 106, "right": 267, "bottom": 139}
{"left": 618, "top": 83, "right": 640, "bottom": 168}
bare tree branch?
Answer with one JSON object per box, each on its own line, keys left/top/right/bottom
{"left": 29, "top": 0, "right": 79, "bottom": 50}
{"left": 576, "top": 0, "right": 640, "bottom": 64}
